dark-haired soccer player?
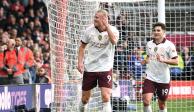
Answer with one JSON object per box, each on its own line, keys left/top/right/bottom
{"left": 141, "top": 22, "right": 178, "bottom": 112}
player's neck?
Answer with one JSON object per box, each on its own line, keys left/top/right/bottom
{"left": 154, "top": 38, "right": 166, "bottom": 45}
{"left": 95, "top": 26, "right": 106, "bottom": 32}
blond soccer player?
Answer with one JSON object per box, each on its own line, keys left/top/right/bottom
{"left": 77, "top": 9, "right": 119, "bottom": 112}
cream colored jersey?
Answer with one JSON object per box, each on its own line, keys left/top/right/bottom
{"left": 81, "top": 25, "right": 119, "bottom": 72}
{"left": 145, "top": 39, "right": 178, "bottom": 83}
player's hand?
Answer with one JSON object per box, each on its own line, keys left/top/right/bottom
{"left": 77, "top": 63, "right": 84, "bottom": 74}
{"left": 101, "top": 16, "right": 109, "bottom": 30}
{"left": 141, "top": 60, "right": 146, "bottom": 65}
{"left": 156, "top": 54, "right": 165, "bottom": 63}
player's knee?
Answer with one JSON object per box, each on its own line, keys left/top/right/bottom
{"left": 159, "top": 104, "right": 165, "bottom": 110}
{"left": 158, "top": 100, "right": 166, "bottom": 110}
{"left": 82, "top": 96, "right": 90, "bottom": 104}
{"left": 101, "top": 94, "right": 110, "bottom": 102}
{"left": 82, "top": 98, "right": 90, "bottom": 104}
{"left": 143, "top": 98, "right": 151, "bottom": 106}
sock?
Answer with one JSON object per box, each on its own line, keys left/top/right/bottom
{"left": 159, "top": 108, "right": 167, "bottom": 112}
{"left": 79, "top": 102, "right": 87, "bottom": 112}
{"left": 143, "top": 105, "right": 152, "bottom": 112}
{"left": 102, "top": 102, "right": 112, "bottom": 112}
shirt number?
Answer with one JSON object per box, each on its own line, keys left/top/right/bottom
{"left": 107, "top": 75, "right": 111, "bottom": 83}
{"left": 162, "top": 89, "right": 169, "bottom": 96}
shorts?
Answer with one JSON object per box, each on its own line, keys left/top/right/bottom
{"left": 142, "top": 79, "right": 170, "bottom": 101}
{"left": 82, "top": 70, "right": 112, "bottom": 91}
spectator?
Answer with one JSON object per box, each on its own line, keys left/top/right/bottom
{"left": 114, "top": 42, "right": 129, "bottom": 77}
{"left": 3, "top": 39, "right": 24, "bottom": 84}
{"left": 15, "top": 37, "right": 34, "bottom": 84}
{"left": 34, "top": 50, "right": 43, "bottom": 69}
{"left": 9, "top": 28, "right": 18, "bottom": 39}
{"left": 10, "top": 0, "right": 25, "bottom": 16}
{"left": 25, "top": 0, "right": 35, "bottom": 15}
{"left": 6, "top": 14, "right": 18, "bottom": 31}
{"left": 128, "top": 47, "right": 145, "bottom": 79}
{"left": 0, "top": 42, "right": 9, "bottom": 85}
{"left": 116, "top": 13, "right": 129, "bottom": 40}
{"left": 35, "top": 66, "right": 51, "bottom": 83}
{"left": 41, "top": 16, "right": 49, "bottom": 34}
{"left": 17, "top": 17, "right": 27, "bottom": 37}
{"left": 170, "top": 53, "right": 184, "bottom": 80}
{"left": 1, "top": 31, "right": 10, "bottom": 45}
{"left": 0, "top": 0, "right": 10, "bottom": 14}
{"left": 0, "top": 7, "right": 7, "bottom": 29}
{"left": 182, "top": 46, "right": 194, "bottom": 80}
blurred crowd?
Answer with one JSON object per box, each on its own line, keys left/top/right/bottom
{"left": 0, "top": 0, "right": 51, "bottom": 85}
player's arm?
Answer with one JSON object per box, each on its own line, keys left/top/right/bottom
{"left": 102, "top": 17, "right": 118, "bottom": 44}
{"left": 106, "top": 26, "right": 118, "bottom": 44}
{"left": 77, "top": 41, "right": 87, "bottom": 74}
{"left": 157, "top": 43, "right": 178, "bottom": 65}
{"left": 157, "top": 55, "right": 178, "bottom": 65}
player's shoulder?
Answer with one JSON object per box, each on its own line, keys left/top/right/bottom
{"left": 164, "top": 39, "right": 175, "bottom": 46}
{"left": 85, "top": 24, "right": 95, "bottom": 31}
{"left": 147, "top": 40, "right": 154, "bottom": 45}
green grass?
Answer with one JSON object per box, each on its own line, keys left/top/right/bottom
{"left": 89, "top": 99, "right": 194, "bottom": 112}
{"left": 128, "top": 99, "right": 194, "bottom": 112}
{"left": 167, "top": 99, "right": 194, "bottom": 112}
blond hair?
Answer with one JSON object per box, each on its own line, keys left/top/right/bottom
{"left": 96, "top": 9, "right": 108, "bottom": 17}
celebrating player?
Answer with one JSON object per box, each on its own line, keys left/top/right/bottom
{"left": 77, "top": 9, "right": 119, "bottom": 112}
{"left": 141, "top": 22, "right": 178, "bottom": 112}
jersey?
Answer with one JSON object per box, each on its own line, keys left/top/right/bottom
{"left": 145, "top": 38, "right": 178, "bottom": 83}
{"left": 81, "top": 25, "right": 119, "bottom": 72}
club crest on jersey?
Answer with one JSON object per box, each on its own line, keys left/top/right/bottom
{"left": 154, "top": 47, "right": 158, "bottom": 52}
{"left": 98, "top": 35, "right": 102, "bottom": 41}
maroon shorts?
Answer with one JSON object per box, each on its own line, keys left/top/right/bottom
{"left": 82, "top": 70, "right": 112, "bottom": 91}
{"left": 142, "top": 79, "right": 170, "bottom": 101}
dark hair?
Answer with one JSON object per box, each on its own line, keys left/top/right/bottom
{"left": 153, "top": 22, "right": 166, "bottom": 30}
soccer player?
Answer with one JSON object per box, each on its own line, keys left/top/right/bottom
{"left": 141, "top": 22, "right": 178, "bottom": 112}
{"left": 77, "top": 9, "right": 119, "bottom": 112}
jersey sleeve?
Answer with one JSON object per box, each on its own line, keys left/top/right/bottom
{"left": 81, "top": 30, "right": 90, "bottom": 44}
{"left": 168, "top": 42, "right": 178, "bottom": 58}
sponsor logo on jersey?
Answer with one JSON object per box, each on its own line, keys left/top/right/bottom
{"left": 98, "top": 35, "right": 102, "bottom": 41}
{"left": 154, "top": 47, "right": 158, "bottom": 52}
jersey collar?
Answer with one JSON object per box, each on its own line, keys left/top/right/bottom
{"left": 95, "top": 26, "right": 105, "bottom": 33}
{"left": 153, "top": 38, "right": 166, "bottom": 45}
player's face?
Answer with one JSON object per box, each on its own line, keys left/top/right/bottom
{"left": 152, "top": 26, "right": 165, "bottom": 40}
{"left": 94, "top": 12, "right": 103, "bottom": 27}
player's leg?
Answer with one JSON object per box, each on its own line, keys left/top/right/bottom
{"left": 142, "top": 79, "right": 155, "bottom": 112}
{"left": 80, "top": 90, "right": 91, "bottom": 112}
{"left": 142, "top": 93, "right": 153, "bottom": 112}
{"left": 80, "top": 71, "right": 98, "bottom": 112}
{"left": 156, "top": 83, "right": 170, "bottom": 112}
{"left": 158, "top": 100, "right": 167, "bottom": 112}
{"left": 98, "top": 70, "right": 112, "bottom": 112}
{"left": 100, "top": 87, "right": 112, "bottom": 112}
